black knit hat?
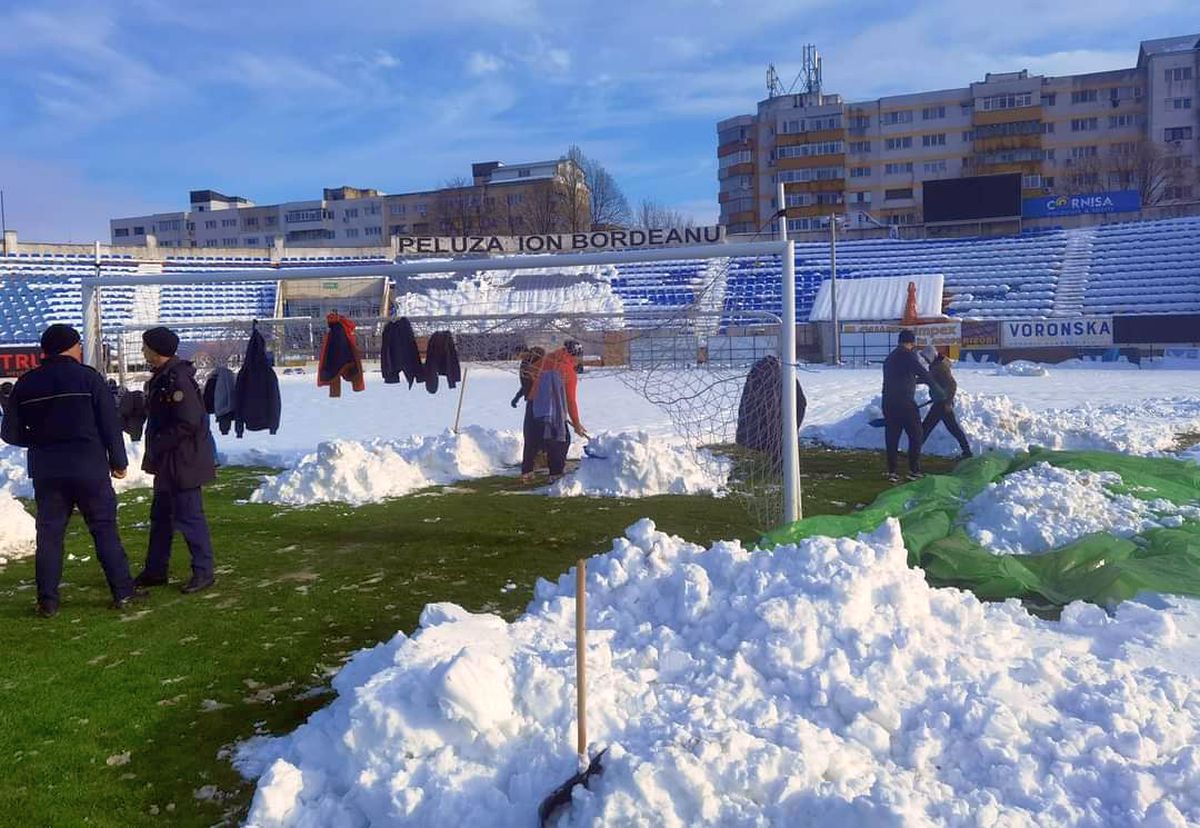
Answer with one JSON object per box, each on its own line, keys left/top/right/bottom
{"left": 142, "top": 326, "right": 180, "bottom": 357}
{"left": 898, "top": 329, "right": 916, "bottom": 344}
{"left": 40, "top": 324, "right": 81, "bottom": 356}
{"left": 564, "top": 339, "right": 583, "bottom": 356}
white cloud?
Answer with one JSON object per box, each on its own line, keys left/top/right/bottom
{"left": 467, "top": 51, "right": 504, "bottom": 76}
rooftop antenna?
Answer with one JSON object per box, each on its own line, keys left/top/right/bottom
{"left": 788, "top": 45, "right": 823, "bottom": 96}
{"left": 767, "top": 64, "right": 785, "bottom": 98}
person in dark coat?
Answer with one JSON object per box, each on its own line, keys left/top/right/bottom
{"left": 381, "top": 317, "right": 423, "bottom": 387}
{"left": 0, "top": 324, "right": 146, "bottom": 617}
{"left": 734, "top": 355, "right": 807, "bottom": 468}
{"left": 512, "top": 346, "right": 547, "bottom": 476}
{"left": 920, "top": 346, "right": 972, "bottom": 460}
{"left": 0, "top": 381, "right": 13, "bottom": 417}
{"left": 881, "top": 330, "right": 940, "bottom": 481}
{"left": 234, "top": 328, "right": 281, "bottom": 437}
{"left": 317, "top": 313, "right": 365, "bottom": 398}
{"left": 423, "top": 330, "right": 462, "bottom": 394}
{"left": 134, "top": 327, "right": 217, "bottom": 595}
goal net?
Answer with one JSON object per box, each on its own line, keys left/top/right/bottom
{"left": 86, "top": 243, "right": 803, "bottom": 531}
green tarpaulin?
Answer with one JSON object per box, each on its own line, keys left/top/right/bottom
{"left": 765, "top": 449, "right": 1200, "bottom": 607}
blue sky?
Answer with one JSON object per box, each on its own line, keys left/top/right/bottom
{"left": 0, "top": 0, "right": 1192, "bottom": 240}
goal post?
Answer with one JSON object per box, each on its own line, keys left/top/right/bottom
{"left": 81, "top": 239, "right": 804, "bottom": 526}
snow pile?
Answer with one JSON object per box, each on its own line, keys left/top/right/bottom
{"left": 808, "top": 391, "right": 1200, "bottom": 457}
{"left": 1183, "top": 444, "right": 1200, "bottom": 465}
{"left": 0, "top": 492, "right": 36, "bottom": 563}
{"left": 251, "top": 427, "right": 523, "bottom": 506}
{"left": 236, "top": 518, "right": 1200, "bottom": 827}
{"left": 993, "top": 360, "right": 1049, "bottom": 377}
{"left": 550, "top": 432, "right": 729, "bottom": 498}
{"left": 0, "top": 440, "right": 153, "bottom": 497}
{"left": 964, "top": 462, "right": 1200, "bottom": 555}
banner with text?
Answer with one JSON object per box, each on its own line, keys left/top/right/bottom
{"left": 961, "top": 319, "right": 1001, "bottom": 349}
{"left": 1022, "top": 190, "right": 1141, "bottom": 218}
{"left": 0, "top": 346, "right": 42, "bottom": 377}
{"left": 1001, "top": 317, "right": 1113, "bottom": 348}
{"left": 395, "top": 226, "right": 725, "bottom": 256}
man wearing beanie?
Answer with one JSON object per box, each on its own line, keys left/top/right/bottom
{"left": 0, "top": 324, "right": 147, "bottom": 617}
{"left": 134, "top": 326, "right": 218, "bottom": 594}
{"left": 880, "top": 329, "right": 940, "bottom": 482}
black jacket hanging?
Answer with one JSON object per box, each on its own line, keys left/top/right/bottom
{"left": 423, "top": 331, "right": 462, "bottom": 394}
{"left": 234, "top": 327, "right": 282, "bottom": 438}
{"left": 735, "top": 355, "right": 806, "bottom": 465}
{"left": 381, "top": 317, "right": 423, "bottom": 387}
{"left": 203, "top": 366, "right": 237, "bottom": 435}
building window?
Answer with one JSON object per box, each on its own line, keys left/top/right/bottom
{"left": 266, "top": 216, "right": 277, "bottom": 226}
{"left": 365, "top": 204, "right": 381, "bottom": 216}
{"left": 1166, "top": 127, "right": 1194, "bottom": 142}
{"left": 921, "top": 105, "right": 946, "bottom": 120}
{"left": 222, "top": 237, "right": 237, "bottom": 246}
{"left": 881, "top": 110, "right": 913, "bottom": 125}
{"left": 1165, "top": 185, "right": 1194, "bottom": 201}
{"left": 884, "top": 188, "right": 914, "bottom": 201}
{"left": 1042, "top": 122, "right": 1055, "bottom": 134}
{"left": 390, "top": 204, "right": 407, "bottom": 215}
{"left": 1170, "top": 97, "right": 1193, "bottom": 110}
{"left": 850, "top": 166, "right": 871, "bottom": 178}
{"left": 505, "top": 194, "right": 522, "bottom": 207}
{"left": 264, "top": 235, "right": 274, "bottom": 245}
{"left": 1166, "top": 67, "right": 1194, "bottom": 82}
{"left": 285, "top": 208, "right": 333, "bottom": 223}
{"left": 922, "top": 133, "right": 946, "bottom": 147}
{"left": 1042, "top": 93, "right": 1057, "bottom": 106}
{"left": 344, "top": 228, "right": 359, "bottom": 238}
{"left": 1110, "top": 141, "right": 1137, "bottom": 156}
{"left": 221, "top": 218, "right": 236, "bottom": 227}
{"left": 849, "top": 140, "right": 871, "bottom": 153}
{"left": 980, "top": 92, "right": 1032, "bottom": 111}
{"left": 780, "top": 119, "right": 802, "bottom": 134}
{"left": 849, "top": 115, "right": 870, "bottom": 129}
{"left": 205, "top": 239, "right": 218, "bottom": 247}
{"left": 1071, "top": 89, "right": 1098, "bottom": 104}
{"left": 923, "top": 160, "right": 948, "bottom": 174}
{"left": 244, "top": 237, "right": 259, "bottom": 246}
{"left": 849, "top": 191, "right": 872, "bottom": 204}
{"left": 1022, "top": 174, "right": 1043, "bottom": 189}
{"left": 777, "top": 141, "right": 843, "bottom": 159}
{"left": 517, "top": 169, "right": 531, "bottom": 178}
{"left": 1109, "top": 114, "right": 1138, "bottom": 128}
{"left": 772, "top": 166, "right": 844, "bottom": 184}
{"left": 960, "top": 102, "right": 973, "bottom": 116}
{"left": 884, "top": 162, "right": 914, "bottom": 175}
{"left": 719, "top": 150, "right": 753, "bottom": 169}
{"left": 343, "top": 207, "right": 359, "bottom": 219}
{"left": 365, "top": 226, "right": 382, "bottom": 237}
{"left": 158, "top": 219, "right": 181, "bottom": 232}
{"left": 114, "top": 228, "right": 129, "bottom": 238}
{"left": 961, "top": 129, "right": 975, "bottom": 142}
{"left": 244, "top": 216, "right": 258, "bottom": 227}
{"left": 888, "top": 213, "right": 916, "bottom": 225}
{"left": 133, "top": 226, "right": 145, "bottom": 235}
{"left": 884, "top": 136, "right": 912, "bottom": 150}
{"left": 1071, "top": 117, "right": 1098, "bottom": 132}
{"left": 1043, "top": 176, "right": 1055, "bottom": 189}
{"left": 1070, "top": 145, "right": 1098, "bottom": 159}
{"left": 205, "top": 220, "right": 217, "bottom": 229}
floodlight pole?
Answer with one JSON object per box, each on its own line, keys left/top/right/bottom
{"left": 830, "top": 213, "right": 840, "bottom": 365}
{"left": 778, "top": 182, "right": 801, "bottom": 523}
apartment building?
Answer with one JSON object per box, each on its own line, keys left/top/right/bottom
{"left": 110, "top": 158, "right": 589, "bottom": 248}
{"left": 718, "top": 34, "right": 1200, "bottom": 234}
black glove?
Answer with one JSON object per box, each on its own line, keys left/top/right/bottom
{"left": 510, "top": 392, "right": 522, "bottom": 408}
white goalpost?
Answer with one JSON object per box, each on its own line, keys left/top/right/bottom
{"left": 80, "top": 239, "right": 803, "bottom": 525}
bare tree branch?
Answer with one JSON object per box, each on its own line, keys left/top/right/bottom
{"left": 635, "top": 199, "right": 696, "bottom": 230}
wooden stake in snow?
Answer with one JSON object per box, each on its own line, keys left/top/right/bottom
{"left": 452, "top": 366, "right": 470, "bottom": 434}
{"left": 576, "top": 557, "right": 587, "bottom": 756}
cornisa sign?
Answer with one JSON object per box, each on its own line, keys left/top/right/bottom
{"left": 1022, "top": 190, "right": 1141, "bottom": 218}
{"left": 1001, "top": 317, "right": 1113, "bottom": 348}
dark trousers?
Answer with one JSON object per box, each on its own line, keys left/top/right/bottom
{"left": 923, "top": 400, "right": 971, "bottom": 454}
{"left": 522, "top": 407, "right": 570, "bottom": 476}
{"left": 33, "top": 478, "right": 135, "bottom": 606}
{"left": 883, "top": 400, "right": 924, "bottom": 474}
{"left": 143, "top": 485, "right": 214, "bottom": 580}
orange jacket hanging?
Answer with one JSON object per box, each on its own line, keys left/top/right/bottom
{"left": 317, "top": 313, "right": 366, "bottom": 398}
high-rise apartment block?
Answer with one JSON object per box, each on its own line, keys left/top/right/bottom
{"left": 718, "top": 35, "right": 1200, "bottom": 234}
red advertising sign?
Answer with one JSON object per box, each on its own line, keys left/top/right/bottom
{"left": 0, "top": 346, "right": 43, "bottom": 377}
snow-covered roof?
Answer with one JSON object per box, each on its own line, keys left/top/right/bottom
{"left": 808, "top": 274, "right": 943, "bottom": 322}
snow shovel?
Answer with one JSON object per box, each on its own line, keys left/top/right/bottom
{"left": 582, "top": 440, "right": 608, "bottom": 460}
{"left": 868, "top": 399, "right": 932, "bottom": 428}
{"left": 539, "top": 559, "right": 606, "bottom": 826}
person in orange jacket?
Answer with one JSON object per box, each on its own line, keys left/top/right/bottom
{"left": 523, "top": 339, "right": 589, "bottom": 482}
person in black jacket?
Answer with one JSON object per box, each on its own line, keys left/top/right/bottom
{"left": 920, "top": 346, "right": 972, "bottom": 460}
{"left": 881, "top": 330, "right": 940, "bottom": 481}
{"left": 0, "top": 325, "right": 146, "bottom": 617}
{"left": 134, "top": 327, "right": 218, "bottom": 595}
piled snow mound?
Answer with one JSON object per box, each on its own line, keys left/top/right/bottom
{"left": 0, "top": 440, "right": 153, "bottom": 497}
{"left": 0, "top": 492, "right": 36, "bottom": 564}
{"left": 964, "top": 462, "right": 1200, "bottom": 555}
{"left": 993, "top": 360, "right": 1049, "bottom": 377}
{"left": 549, "top": 431, "right": 729, "bottom": 498}
{"left": 237, "top": 518, "right": 1200, "bottom": 827}
{"left": 251, "top": 427, "right": 523, "bottom": 506}
{"left": 808, "top": 391, "right": 1200, "bottom": 457}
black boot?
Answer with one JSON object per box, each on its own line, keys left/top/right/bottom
{"left": 111, "top": 589, "right": 151, "bottom": 610}
{"left": 133, "top": 572, "right": 169, "bottom": 588}
{"left": 181, "top": 574, "right": 215, "bottom": 595}
{"left": 36, "top": 601, "right": 59, "bottom": 619}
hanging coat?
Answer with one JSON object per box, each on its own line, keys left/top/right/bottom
{"left": 234, "top": 328, "right": 282, "bottom": 438}
{"left": 423, "top": 330, "right": 461, "bottom": 394}
{"left": 203, "top": 366, "right": 237, "bottom": 435}
{"left": 735, "top": 356, "right": 807, "bottom": 464}
{"left": 381, "top": 317, "right": 423, "bottom": 387}
{"left": 318, "top": 313, "right": 365, "bottom": 398}
{"left": 117, "top": 389, "right": 147, "bottom": 442}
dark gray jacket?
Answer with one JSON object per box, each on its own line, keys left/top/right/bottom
{"left": 143, "top": 358, "right": 216, "bottom": 490}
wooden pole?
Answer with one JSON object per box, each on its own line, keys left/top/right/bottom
{"left": 575, "top": 558, "right": 587, "bottom": 757}
{"left": 452, "top": 366, "right": 470, "bottom": 434}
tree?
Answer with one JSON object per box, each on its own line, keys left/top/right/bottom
{"left": 519, "top": 180, "right": 567, "bottom": 234}
{"left": 562, "top": 146, "right": 592, "bottom": 232}
{"left": 635, "top": 199, "right": 695, "bottom": 230}
{"left": 1102, "top": 140, "right": 1185, "bottom": 206}
{"left": 433, "top": 176, "right": 476, "bottom": 235}
{"left": 566, "top": 145, "right": 631, "bottom": 229}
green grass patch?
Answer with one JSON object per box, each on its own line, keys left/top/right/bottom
{"left": 0, "top": 448, "right": 942, "bottom": 827}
